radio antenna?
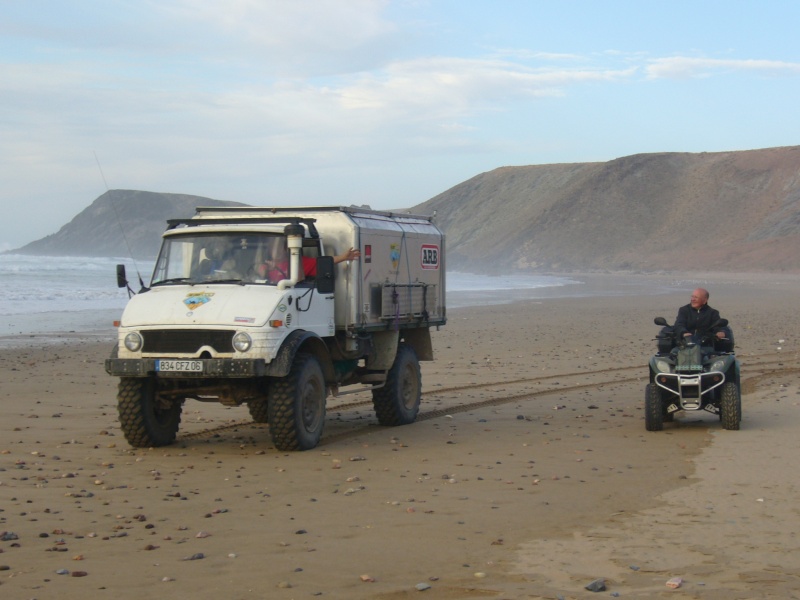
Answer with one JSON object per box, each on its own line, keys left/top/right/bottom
{"left": 93, "top": 152, "right": 146, "bottom": 292}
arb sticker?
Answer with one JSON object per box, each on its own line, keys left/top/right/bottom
{"left": 421, "top": 244, "right": 440, "bottom": 269}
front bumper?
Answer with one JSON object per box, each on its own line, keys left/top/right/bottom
{"left": 654, "top": 370, "right": 726, "bottom": 410}
{"left": 105, "top": 358, "right": 267, "bottom": 378}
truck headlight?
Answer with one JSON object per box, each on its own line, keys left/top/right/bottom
{"left": 232, "top": 331, "right": 252, "bottom": 352}
{"left": 124, "top": 332, "right": 143, "bottom": 352}
{"left": 655, "top": 359, "right": 672, "bottom": 374}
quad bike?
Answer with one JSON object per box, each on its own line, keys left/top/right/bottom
{"left": 645, "top": 317, "right": 741, "bottom": 431}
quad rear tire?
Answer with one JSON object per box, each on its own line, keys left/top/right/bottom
{"left": 268, "top": 354, "right": 326, "bottom": 450}
{"left": 644, "top": 383, "right": 664, "bottom": 431}
{"left": 117, "top": 377, "right": 183, "bottom": 447}
{"left": 720, "top": 381, "right": 741, "bottom": 430}
{"left": 372, "top": 343, "right": 421, "bottom": 426}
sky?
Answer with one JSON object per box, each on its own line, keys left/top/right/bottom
{"left": 2, "top": 0, "right": 800, "bottom": 250}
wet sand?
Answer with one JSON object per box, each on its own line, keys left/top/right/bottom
{"left": 1, "top": 273, "right": 799, "bottom": 599}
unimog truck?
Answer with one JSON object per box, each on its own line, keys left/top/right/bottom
{"left": 105, "top": 206, "right": 446, "bottom": 450}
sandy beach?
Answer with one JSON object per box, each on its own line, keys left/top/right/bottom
{"left": 1, "top": 273, "right": 799, "bottom": 599}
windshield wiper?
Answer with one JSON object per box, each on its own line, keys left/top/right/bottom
{"left": 152, "top": 277, "right": 192, "bottom": 286}
{"left": 205, "top": 278, "right": 245, "bottom": 285}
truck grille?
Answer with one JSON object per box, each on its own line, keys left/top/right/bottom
{"left": 141, "top": 329, "right": 234, "bottom": 354}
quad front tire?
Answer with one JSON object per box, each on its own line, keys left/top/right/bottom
{"left": 720, "top": 381, "right": 741, "bottom": 430}
{"left": 117, "top": 377, "right": 183, "bottom": 447}
{"left": 644, "top": 383, "right": 664, "bottom": 431}
{"left": 372, "top": 343, "right": 421, "bottom": 426}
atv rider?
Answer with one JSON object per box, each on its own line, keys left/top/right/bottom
{"left": 674, "top": 288, "right": 727, "bottom": 345}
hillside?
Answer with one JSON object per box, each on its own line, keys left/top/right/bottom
{"left": 13, "top": 190, "right": 246, "bottom": 258}
{"left": 10, "top": 146, "right": 800, "bottom": 272}
{"left": 413, "top": 146, "right": 800, "bottom": 273}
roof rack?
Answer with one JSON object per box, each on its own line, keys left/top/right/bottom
{"left": 165, "top": 216, "right": 320, "bottom": 239}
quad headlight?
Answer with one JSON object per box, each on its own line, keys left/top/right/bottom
{"left": 710, "top": 358, "right": 727, "bottom": 373}
{"left": 655, "top": 358, "right": 673, "bottom": 374}
{"left": 232, "top": 331, "right": 253, "bottom": 353}
{"left": 124, "top": 331, "right": 143, "bottom": 352}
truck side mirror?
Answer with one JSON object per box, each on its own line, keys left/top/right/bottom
{"left": 315, "top": 256, "right": 335, "bottom": 294}
{"left": 116, "top": 264, "right": 127, "bottom": 289}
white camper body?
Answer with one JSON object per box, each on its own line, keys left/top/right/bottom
{"left": 106, "top": 206, "right": 446, "bottom": 451}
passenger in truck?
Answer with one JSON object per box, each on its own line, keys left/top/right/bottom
{"left": 258, "top": 246, "right": 361, "bottom": 283}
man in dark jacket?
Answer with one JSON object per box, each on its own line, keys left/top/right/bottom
{"left": 674, "top": 288, "right": 726, "bottom": 343}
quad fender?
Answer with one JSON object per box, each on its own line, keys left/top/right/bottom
{"left": 708, "top": 354, "right": 737, "bottom": 381}
{"left": 729, "top": 358, "right": 742, "bottom": 387}
{"left": 265, "top": 330, "right": 335, "bottom": 381}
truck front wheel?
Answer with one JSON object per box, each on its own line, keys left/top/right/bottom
{"left": 372, "top": 343, "right": 421, "bottom": 426}
{"left": 269, "top": 354, "right": 326, "bottom": 451}
{"left": 117, "top": 377, "right": 183, "bottom": 447}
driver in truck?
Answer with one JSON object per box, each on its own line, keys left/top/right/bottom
{"left": 674, "top": 288, "right": 727, "bottom": 343}
{"left": 200, "top": 239, "right": 238, "bottom": 276}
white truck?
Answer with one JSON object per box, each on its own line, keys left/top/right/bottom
{"left": 105, "top": 206, "right": 446, "bottom": 450}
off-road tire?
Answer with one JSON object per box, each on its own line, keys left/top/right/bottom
{"left": 117, "top": 377, "right": 183, "bottom": 447}
{"left": 644, "top": 383, "right": 664, "bottom": 431}
{"left": 720, "top": 381, "right": 741, "bottom": 430}
{"left": 247, "top": 398, "right": 270, "bottom": 423}
{"left": 268, "top": 354, "right": 326, "bottom": 451}
{"left": 372, "top": 343, "right": 421, "bottom": 426}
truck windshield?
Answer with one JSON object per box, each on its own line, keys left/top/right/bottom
{"left": 151, "top": 232, "right": 290, "bottom": 286}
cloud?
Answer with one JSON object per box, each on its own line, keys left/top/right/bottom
{"left": 0, "top": 39, "right": 643, "bottom": 206}
{"left": 336, "top": 57, "right": 637, "bottom": 118}
{"left": 646, "top": 57, "right": 800, "bottom": 79}
{"left": 490, "top": 49, "right": 585, "bottom": 62}
{"left": 155, "top": 0, "right": 399, "bottom": 75}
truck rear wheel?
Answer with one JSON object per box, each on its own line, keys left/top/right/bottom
{"left": 247, "top": 398, "right": 270, "bottom": 423}
{"left": 117, "top": 377, "right": 183, "bottom": 447}
{"left": 372, "top": 343, "right": 421, "bottom": 426}
{"left": 720, "top": 381, "right": 741, "bottom": 430}
{"left": 644, "top": 383, "right": 664, "bottom": 431}
{"left": 269, "top": 353, "right": 326, "bottom": 451}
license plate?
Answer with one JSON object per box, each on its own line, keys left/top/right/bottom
{"left": 156, "top": 360, "right": 203, "bottom": 373}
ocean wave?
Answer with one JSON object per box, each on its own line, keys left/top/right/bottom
{"left": 446, "top": 271, "right": 579, "bottom": 292}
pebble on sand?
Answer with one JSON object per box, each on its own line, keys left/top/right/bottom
{"left": 666, "top": 576, "right": 683, "bottom": 589}
{"left": 585, "top": 578, "right": 606, "bottom": 592}
{"left": 182, "top": 553, "right": 205, "bottom": 561}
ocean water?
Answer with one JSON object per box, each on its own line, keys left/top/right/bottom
{"left": 0, "top": 254, "right": 149, "bottom": 341}
{"left": 0, "top": 254, "right": 586, "bottom": 341}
